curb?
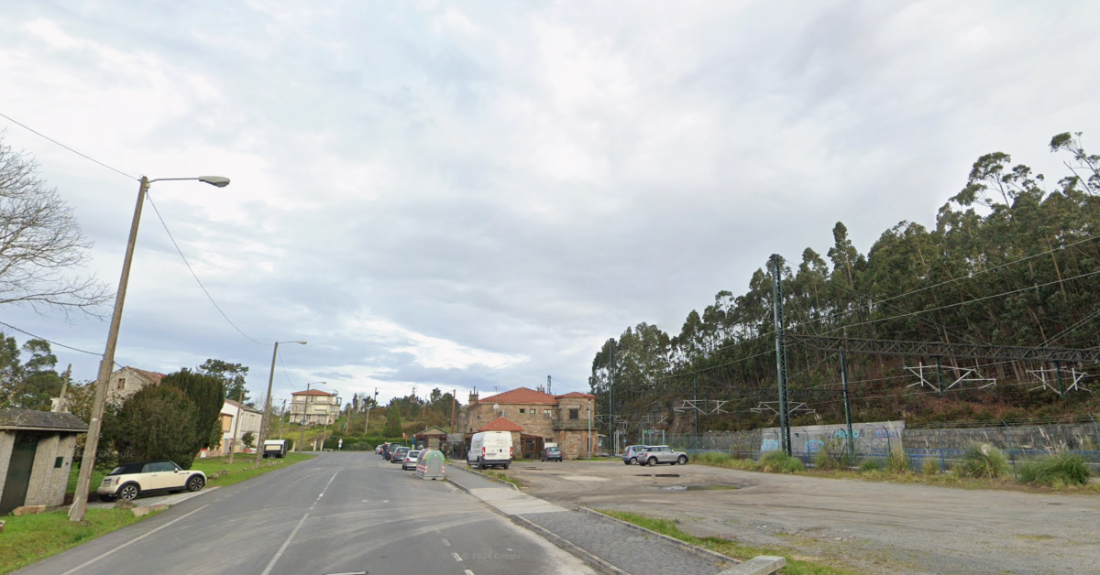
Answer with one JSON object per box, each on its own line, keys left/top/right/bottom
{"left": 579, "top": 507, "right": 739, "bottom": 567}
{"left": 511, "top": 514, "right": 631, "bottom": 575}
{"left": 447, "top": 461, "right": 521, "bottom": 491}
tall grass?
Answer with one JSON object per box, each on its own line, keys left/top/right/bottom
{"left": 887, "top": 449, "right": 912, "bottom": 474}
{"left": 758, "top": 450, "right": 805, "bottom": 473}
{"left": 955, "top": 444, "right": 1010, "bottom": 479}
{"left": 1017, "top": 452, "right": 1091, "bottom": 487}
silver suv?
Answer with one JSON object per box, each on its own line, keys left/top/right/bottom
{"left": 638, "top": 445, "right": 688, "bottom": 466}
{"left": 622, "top": 445, "right": 649, "bottom": 465}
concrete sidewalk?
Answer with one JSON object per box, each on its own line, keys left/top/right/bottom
{"left": 448, "top": 465, "right": 776, "bottom": 575}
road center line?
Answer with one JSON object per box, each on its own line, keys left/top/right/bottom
{"left": 260, "top": 512, "right": 310, "bottom": 575}
{"left": 465, "top": 570, "right": 475, "bottom": 575}
{"left": 59, "top": 504, "right": 209, "bottom": 575}
{"left": 452, "top": 552, "right": 463, "bottom": 562}
{"left": 441, "top": 538, "right": 450, "bottom": 547}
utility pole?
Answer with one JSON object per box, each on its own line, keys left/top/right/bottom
{"left": 693, "top": 378, "right": 699, "bottom": 452}
{"left": 298, "top": 383, "right": 310, "bottom": 454}
{"left": 449, "top": 388, "right": 457, "bottom": 433}
{"left": 770, "top": 254, "right": 792, "bottom": 456}
{"left": 54, "top": 364, "right": 72, "bottom": 412}
{"left": 608, "top": 339, "right": 615, "bottom": 454}
{"left": 229, "top": 385, "right": 246, "bottom": 464}
{"left": 840, "top": 348, "right": 854, "bottom": 458}
{"left": 365, "top": 387, "right": 378, "bottom": 435}
{"left": 547, "top": 375, "right": 551, "bottom": 395}
{"left": 276, "top": 399, "right": 287, "bottom": 439}
{"left": 256, "top": 340, "right": 307, "bottom": 466}
{"left": 587, "top": 407, "right": 592, "bottom": 458}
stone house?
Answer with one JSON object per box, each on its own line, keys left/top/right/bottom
{"left": 0, "top": 409, "right": 88, "bottom": 515}
{"left": 459, "top": 387, "right": 596, "bottom": 460}
{"left": 106, "top": 366, "right": 165, "bottom": 405}
{"left": 216, "top": 399, "right": 263, "bottom": 455}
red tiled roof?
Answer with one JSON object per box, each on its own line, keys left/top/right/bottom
{"left": 126, "top": 367, "right": 164, "bottom": 384}
{"left": 554, "top": 392, "right": 596, "bottom": 399}
{"left": 478, "top": 387, "right": 557, "bottom": 405}
{"left": 476, "top": 417, "right": 524, "bottom": 433}
{"left": 291, "top": 389, "right": 335, "bottom": 396}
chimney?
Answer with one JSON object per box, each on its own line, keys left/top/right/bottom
{"left": 468, "top": 388, "right": 479, "bottom": 405}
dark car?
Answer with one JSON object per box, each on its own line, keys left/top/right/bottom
{"left": 541, "top": 446, "right": 563, "bottom": 462}
{"left": 390, "top": 446, "right": 410, "bottom": 464}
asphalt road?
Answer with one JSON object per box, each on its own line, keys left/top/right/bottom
{"left": 17, "top": 453, "right": 595, "bottom": 575}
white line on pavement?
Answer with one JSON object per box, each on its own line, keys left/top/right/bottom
{"left": 452, "top": 552, "right": 463, "bottom": 562}
{"left": 259, "top": 512, "right": 310, "bottom": 575}
{"left": 59, "top": 505, "right": 209, "bottom": 575}
{"left": 465, "top": 570, "right": 475, "bottom": 575}
{"left": 441, "top": 538, "right": 450, "bottom": 546}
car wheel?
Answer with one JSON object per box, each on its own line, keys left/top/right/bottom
{"left": 647, "top": 457, "right": 658, "bottom": 466}
{"left": 119, "top": 483, "right": 140, "bottom": 501}
{"left": 186, "top": 475, "right": 205, "bottom": 492}
{"left": 630, "top": 457, "right": 637, "bottom": 465}
{"left": 678, "top": 455, "right": 688, "bottom": 465}
{"left": 503, "top": 463, "right": 510, "bottom": 470}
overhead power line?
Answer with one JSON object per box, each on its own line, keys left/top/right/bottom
{"left": 0, "top": 111, "right": 137, "bottom": 181}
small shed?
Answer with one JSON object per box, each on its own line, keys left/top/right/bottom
{"left": 0, "top": 409, "right": 88, "bottom": 515}
{"left": 414, "top": 426, "right": 450, "bottom": 450}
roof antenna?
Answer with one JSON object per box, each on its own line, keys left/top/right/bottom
{"left": 547, "top": 375, "right": 552, "bottom": 395}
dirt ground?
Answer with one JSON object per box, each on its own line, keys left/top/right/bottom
{"left": 502, "top": 459, "right": 1100, "bottom": 575}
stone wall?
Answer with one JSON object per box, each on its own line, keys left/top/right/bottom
{"left": 904, "top": 422, "right": 1100, "bottom": 454}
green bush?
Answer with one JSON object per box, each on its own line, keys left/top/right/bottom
{"left": 887, "top": 449, "right": 911, "bottom": 474}
{"left": 696, "top": 452, "right": 733, "bottom": 465}
{"left": 955, "top": 444, "right": 1010, "bottom": 479}
{"left": 860, "top": 458, "right": 885, "bottom": 473}
{"left": 921, "top": 456, "right": 940, "bottom": 476}
{"left": 812, "top": 449, "right": 832, "bottom": 470}
{"left": 757, "top": 450, "right": 804, "bottom": 473}
{"left": 1017, "top": 452, "right": 1091, "bottom": 487}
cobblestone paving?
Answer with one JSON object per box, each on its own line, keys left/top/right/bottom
{"left": 523, "top": 510, "right": 732, "bottom": 575}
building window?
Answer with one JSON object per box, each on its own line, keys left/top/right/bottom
{"left": 117, "top": 378, "right": 125, "bottom": 390}
{"left": 544, "top": 409, "right": 552, "bottom": 417}
{"left": 519, "top": 408, "right": 526, "bottom": 414}
{"left": 569, "top": 408, "right": 579, "bottom": 420}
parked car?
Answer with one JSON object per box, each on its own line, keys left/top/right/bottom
{"left": 468, "top": 430, "right": 513, "bottom": 469}
{"left": 622, "top": 445, "right": 649, "bottom": 465}
{"left": 638, "top": 445, "right": 688, "bottom": 466}
{"left": 375, "top": 444, "right": 384, "bottom": 455}
{"left": 402, "top": 450, "right": 422, "bottom": 470}
{"left": 390, "top": 446, "right": 410, "bottom": 464}
{"left": 541, "top": 446, "right": 563, "bottom": 462}
{"left": 97, "top": 460, "right": 206, "bottom": 502}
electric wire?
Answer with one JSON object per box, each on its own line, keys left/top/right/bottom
{"left": 0, "top": 111, "right": 138, "bottom": 181}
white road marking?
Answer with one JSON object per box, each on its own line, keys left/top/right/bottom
{"left": 382, "top": 499, "right": 389, "bottom": 503}
{"left": 362, "top": 499, "right": 370, "bottom": 502}
{"left": 452, "top": 552, "right": 463, "bottom": 562}
{"left": 441, "top": 538, "right": 451, "bottom": 547}
{"left": 59, "top": 505, "right": 209, "bottom": 575}
{"left": 260, "top": 512, "right": 310, "bottom": 575}
{"left": 465, "top": 571, "right": 475, "bottom": 575}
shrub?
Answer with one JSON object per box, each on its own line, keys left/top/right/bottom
{"left": 757, "top": 450, "right": 804, "bottom": 473}
{"left": 1017, "top": 453, "right": 1091, "bottom": 487}
{"left": 860, "top": 458, "right": 885, "bottom": 473}
{"left": 696, "top": 452, "right": 733, "bottom": 466}
{"left": 887, "top": 449, "right": 911, "bottom": 474}
{"left": 921, "top": 456, "right": 940, "bottom": 476}
{"left": 956, "top": 444, "right": 1010, "bottom": 479}
{"left": 812, "top": 449, "right": 832, "bottom": 470}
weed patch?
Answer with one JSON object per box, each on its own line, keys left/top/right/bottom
{"left": 1017, "top": 453, "right": 1091, "bottom": 487}
{"left": 955, "top": 444, "right": 1010, "bottom": 479}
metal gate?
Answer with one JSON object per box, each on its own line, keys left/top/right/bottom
{"left": 1, "top": 432, "right": 40, "bottom": 515}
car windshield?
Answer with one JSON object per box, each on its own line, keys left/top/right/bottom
{"left": 408, "top": 451, "right": 420, "bottom": 457}
{"left": 107, "top": 463, "right": 144, "bottom": 476}
{"left": 547, "top": 447, "right": 560, "bottom": 452}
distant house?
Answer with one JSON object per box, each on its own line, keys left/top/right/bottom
{"left": 216, "top": 399, "right": 263, "bottom": 455}
{"left": 458, "top": 387, "right": 596, "bottom": 459}
{"left": 106, "top": 366, "right": 165, "bottom": 405}
{"left": 289, "top": 389, "right": 340, "bottom": 426}
{"left": 414, "top": 426, "right": 450, "bottom": 449}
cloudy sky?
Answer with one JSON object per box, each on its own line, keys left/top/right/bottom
{"left": 0, "top": 1, "right": 1097, "bottom": 408}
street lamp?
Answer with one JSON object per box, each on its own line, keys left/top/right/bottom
{"left": 69, "top": 175, "right": 230, "bottom": 522}
{"left": 256, "top": 341, "right": 307, "bottom": 465}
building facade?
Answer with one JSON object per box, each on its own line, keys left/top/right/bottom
{"left": 217, "top": 399, "right": 263, "bottom": 455}
{"left": 459, "top": 387, "right": 596, "bottom": 460}
{"left": 289, "top": 389, "right": 340, "bottom": 425}
{"left": 106, "top": 366, "right": 165, "bottom": 405}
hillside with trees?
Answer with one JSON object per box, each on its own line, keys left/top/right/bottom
{"left": 589, "top": 132, "right": 1100, "bottom": 434}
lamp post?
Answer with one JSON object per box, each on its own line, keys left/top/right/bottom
{"left": 256, "top": 341, "right": 307, "bottom": 465}
{"left": 69, "top": 175, "right": 230, "bottom": 522}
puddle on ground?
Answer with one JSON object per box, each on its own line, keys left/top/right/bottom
{"left": 660, "top": 485, "right": 739, "bottom": 492}
{"left": 635, "top": 473, "right": 681, "bottom": 478}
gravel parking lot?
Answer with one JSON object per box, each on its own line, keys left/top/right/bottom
{"left": 505, "top": 459, "right": 1100, "bottom": 575}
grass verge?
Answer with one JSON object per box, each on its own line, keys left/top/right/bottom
{"left": 0, "top": 508, "right": 159, "bottom": 575}
{"left": 597, "top": 510, "right": 861, "bottom": 575}
{"left": 479, "top": 469, "right": 522, "bottom": 488}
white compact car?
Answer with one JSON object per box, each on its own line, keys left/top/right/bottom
{"left": 97, "top": 460, "right": 206, "bottom": 501}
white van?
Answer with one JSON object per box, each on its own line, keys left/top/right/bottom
{"left": 468, "top": 431, "right": 513, "bottom": 469}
